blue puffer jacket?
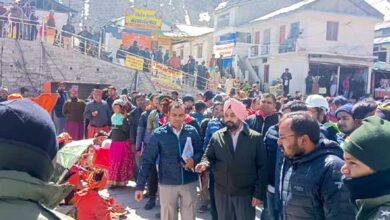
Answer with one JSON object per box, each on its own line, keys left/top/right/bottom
{"left": 136, "top": 124, "right": 203, "bottom": 189}
{"left": 282, "top": 139, "right": 356, "bottom": 220}
{"left": 203, "top": 118, "right": 224, "bottom": 150}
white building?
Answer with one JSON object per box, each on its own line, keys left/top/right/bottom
{"left": 245, "top": 0, "right": 382, "bottom": 95}
{"left": 170, "top": 24, "right": 214, "bottom": 64}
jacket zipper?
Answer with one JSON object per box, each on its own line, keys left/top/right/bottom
{"left": 177, "top": 133, "right": 184, "bottom": 185}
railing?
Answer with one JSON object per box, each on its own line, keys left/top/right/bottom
{"left": 1, "top": 16, "right": 214, "bottom": 92}
{"left": 279, "top": 38, "right": 297, "bottom": 53}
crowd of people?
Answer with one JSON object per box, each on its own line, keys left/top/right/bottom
{"left": 0, "top": 79, "right": 390, "bottom": 220}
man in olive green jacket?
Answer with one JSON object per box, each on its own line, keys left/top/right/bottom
{"left": 341, "top": 116, "right": 390, "bottom": 220}
{"left": 0, "top": 99, "right": 73, "bottom": 220}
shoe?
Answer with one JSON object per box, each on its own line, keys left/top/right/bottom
{"left": 144, "top": 198, "right": 156, "bottom": 210}
{"left": 155, "top": 212, "right": 160, "bottom": 219}
{"left": 198, "top": 205, "right": 209, "bottom": 213}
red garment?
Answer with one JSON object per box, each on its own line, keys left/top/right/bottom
{"left": 87, "top": 125, "right": 110, "bottom": 139}
{"left": 184, "top": 114, "right": 193, "bottom": 124}
{"left": 94, "top": 148, "right": 110, "bottom": 169}
{"left": 247, "top": 109, "right": 255, "bottom": 116}
{"left": 75, "top": 189, "right": 113, "bottom": 220}
{"left": 168, "top": 56, "right": 181, "bottom": 69}
{"left": 255, "top": 110, "right": 276, "bottom": 118}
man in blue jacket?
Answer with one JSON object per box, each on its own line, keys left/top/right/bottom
{"left": 278, "top": 111, "right": 355, "bottom": 220}
{"left": 135, "top": 102, "right": 203, "bottom": 220}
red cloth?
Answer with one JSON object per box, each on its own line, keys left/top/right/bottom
{"left": 75, "top": 189, "right": 113, "bottom": 220}
{"left": 95, "top": 148, "right": 110, "bottom": 169}
{"left": 87, "top": 125, "right": 110, "bottom": 139}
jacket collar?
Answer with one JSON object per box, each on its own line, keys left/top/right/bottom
{"left": 221, "top": 122, "right": 250, "bottom": 136}
{"left": 291, "top": 139, "right": 343, "bottom": 165}
{"left": 356, "top": 194, "right": 390, "bottom": 219}
{"left": 0, "top": 171, "right": 72, "bottom": 209}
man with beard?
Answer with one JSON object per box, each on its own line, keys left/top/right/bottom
{"left": 183, "top": 95, "right": 195, "bottom": 114}
{"left": 335, "top": 104, "right": 355, "bottom": 143}
{"left": 278, "top": 112, "right": 355, "bottom": 220}
{"left": 196, "top": 98, "right": 267, "bottom": 220}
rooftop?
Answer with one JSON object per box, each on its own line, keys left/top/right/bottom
{"left": 164, "top": 24, "right": 214, "bottom": 38}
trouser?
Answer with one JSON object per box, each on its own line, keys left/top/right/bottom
{"left": 283, "top": 85, "right": 289, "bottom": 95}
{"left": 199, "top": 171, "right": 210, "bottom": 206}
{"left": 159, "top": 181, "right": 198, "bottom": 220}
{"left": 215, "top": 187, "right": 255, "bottom": 220}
{"left": 330, "top": 84, "right": 337, "bottom": 97}
{"left": 209, "top": 172, "right": 218, "bottom": 220}
{"left": 147, "top": 165, "right": 158, "bottom": 198}
{"left": 53, "top": 113, "right": 65, "bottom": 135}
{"left": 261, "top": 191, "right": 276, "bottom": 220}
{"left": 87, "top": 124, "right": 110, "bottom": 139}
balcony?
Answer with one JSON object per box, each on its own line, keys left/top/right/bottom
{"left": 248, "top": 44, "right": 270, "bottom": 58}
{"left": 279, "top": 38, "right": 297, "bottom": 53}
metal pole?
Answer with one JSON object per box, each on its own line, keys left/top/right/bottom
{"left": 98, "top": 30, "right": 102, "bottom": 59}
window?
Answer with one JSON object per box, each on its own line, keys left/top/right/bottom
{"left": 217, "top": 13, "right": 230, "bottom": 28}
{"left": 196, "top": 45, "right": 203, "bottom": 59}
{"left": 279, "top": 25, "right": 286, "bottom": 43}
{"left": 254, "top": 31, "right": 260, "bottom": 44}
{"left": 326, "top": 21, "right": 339, "bottom": 41}
{"left": 289, "top": 22, "right": 300, "bottom": 39}
{"left": 262, "top": 29, "right": 271, "bottom": 55}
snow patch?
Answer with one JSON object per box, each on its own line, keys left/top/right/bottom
{"left": 199, "top": 12, "right": 211, "bottom": 22}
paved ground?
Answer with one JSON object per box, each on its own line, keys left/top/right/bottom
{"left": 103, "top": 181, "right": 262, "bottom": 220}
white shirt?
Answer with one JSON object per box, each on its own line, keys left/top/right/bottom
{"left": 230, "top": 124, "right": 243, "bottom": 151}
{"left": 172, "top": 124, "right": 183, "bottom": 138}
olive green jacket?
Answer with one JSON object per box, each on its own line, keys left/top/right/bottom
{"left": 0, "top": 170, "right": 74, "bottom": 220}
{"left": 356, "top": 194, "right": 390, "bottom": 220}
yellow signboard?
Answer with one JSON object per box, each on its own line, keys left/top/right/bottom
{"left": 125, "top": 55, "right": 144, "bottom": 71}
{"left": 125, "top": 8, "right": 162, "bottom": 30}
{"left": 150, "top": 62, "right": 183, "bottom": 91}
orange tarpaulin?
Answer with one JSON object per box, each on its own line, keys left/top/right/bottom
{"left": 30, "top": 93, "right": 58, "bottom": 114}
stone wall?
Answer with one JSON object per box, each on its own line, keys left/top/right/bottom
{"left": 0, "top": 38, "right": 201, "bottom": 96}
{"left": 0, "top": 39, "right": 154, "bottom": 96}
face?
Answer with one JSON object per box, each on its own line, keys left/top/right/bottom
{"left": 196, "top": 94, "right": 204, "bottom": 101}
{"left": 0, "top": 90, "right": 7, "bottom": 99}
{"left": 88, "top": 146, "right": 95, "bottom": 154}
{"left": 92, "top": 90, "right": 102, "bottom": 102}
{"left": 94, "top": 136, "right": 107, "bottom": 145}
{"left": 69, "top": 89, "right": 78, "bottom": 98}
{"left": 152, "top": 96, "right": 159, "bottom": 107}
{"left": 307, "top": 107, "right": 324, "bottom": 123}
{"left": 58, "top": 84, "right": 66, "bottom": 91}
{"left": 341, "top": 152, "right": 374, "bottom": 178}
{"left": 171, "top": 93, "right": 178, "bottom": 100}
{"left": 251, "top": 99, "right": 261, "bottom": 111}
{"left": 337, "top": 112, "right": 355, "bottom": 135}
{"left": 112, "top": 105, "right": 122, "bottom": 113}
{"left": 259, "top": 97, "right": 276, "bottom": 115}
{"left": 213, "top": 105, "right": 224, "bottom": 118}
{"left": 223, "top": 108, "right": 242, "bottom": 132}
{"left": 184, "top": 100, "right": 194, "bottom": 110}
{"left": 277, "top": 119, "right": 304, "bottom": 159}
{"left": 330, "top": 103, "right": 338, "bottom": 113}
{"left": 136, "top": 96, "right": 146, "bottom": 109}
{"left": 168, "top": 107, "right": 185, "bottom": 130}
{"left": 108, "top": 88, "right": 116, "bottom": 97}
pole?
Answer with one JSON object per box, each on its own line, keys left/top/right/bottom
{"left": 98, "top": 30, "right": 102, "bottom": 59}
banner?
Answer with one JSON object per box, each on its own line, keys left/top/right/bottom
{"left": 122, "top": 32, "right": 152, "bottom": 49}
{"left": 214, "top": 43, "right": 235, "bottom": 57}
{"left": 125, "top": 55, "right": 144, "bottom": 71}
{"left": 150, "top": 62, "right": 183, "bottom": 91}
{"left": 125, "top": 8, "right": 162, "bottom": 30}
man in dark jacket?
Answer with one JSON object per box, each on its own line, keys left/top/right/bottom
{"left": 53, "top": 81, "right": 68, "bottom": 135}
{"left": 264, "top": 100, "right": 307, "bottom": 220}
{"left": 135, "top": 102, "right": 203, "bottom": 220}
{"left": 196, "top": 98, "right": 267, "bottom": 220}
{"left": 128, "top": 93, "right": 146, "bottom": 149}
{"left": 278, "top": 112, "right": 355, "bottom": 220}
{"left": 246, "top": 93, "right": 279, "bottom": 136}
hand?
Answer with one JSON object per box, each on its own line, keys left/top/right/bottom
{"left": 251, "top": 197, "right": 262, "bottom": 207}
{"left": 134, "top": 190, "right": 144, "bottom": 202}
{"left": 195, "top": 164, "right": 206, "bottom": 173}
{"left": 92, "top": 111, "right": 98, "bottom": 117}
{"left": 183, "top": 158, "right": 194, "bottom": 171}
{"left": 136, "top": 151, "right": 142, "bottom": 157}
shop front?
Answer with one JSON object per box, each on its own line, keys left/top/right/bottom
{"left": 373, "top": 62, "right": 390, "bottom": 99}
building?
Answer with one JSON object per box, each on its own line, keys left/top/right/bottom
{"left": 245, "top": 0, "right": 382, "bottom": 97}
{"left": 213, "top": 0, "right": 301, "bottom": 81}
{"left": 373, "top": 21, "right": 390, "bottom": 99}
{"left": 170, "top": 24, "right": 214, "bottom": 65}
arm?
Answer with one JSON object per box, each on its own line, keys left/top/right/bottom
{"left": 83, "top": 103, "right": 93, "bottom": 121}
{"left": 136, "top": 132, "right": 160, "bottom": 190}
{"left": 191, "top": 130, "right": 203, "bottom": 164}
{"left": 136, "top": 113, "right": 147, "bottom": 152}
{"left": 320, "top": 159, "right": 356, "bottom": 220}
{"left": 253, "top": 135, "right": 268, "bottom": 201}
{"left": 199, "top": 135, "right": 217, "bottom": 169}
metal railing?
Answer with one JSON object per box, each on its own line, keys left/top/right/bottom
{"left": 1, "top": 16, "right": 215, "bottom": 92}
{"left": 248, "top": 44, "right": 271, "bottom": 58}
